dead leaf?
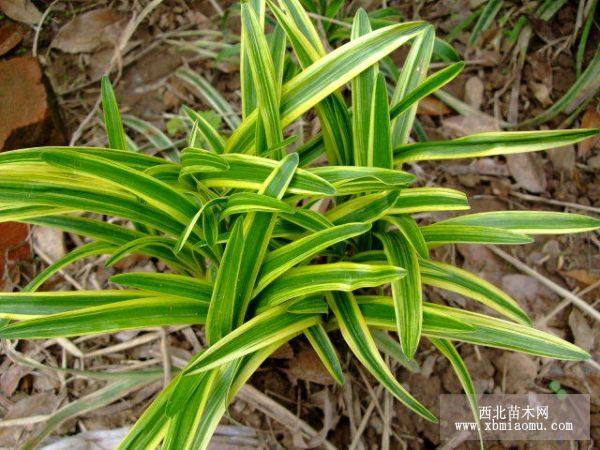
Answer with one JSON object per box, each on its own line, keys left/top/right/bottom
{"left": 40, "top": 428, "right": 130, "bottom": 450}
{"left": 51, "top": 9, "right": 124, "bottom": 54}
{"left": 441, "top": 114, "right": 500, "bottom": 138}
{"left": 530, "top": 81, "right": 552, "bottom": 106}
{"left": 568, "top": 310, "right": 594, "bottom": 352}
{"left": 287, "top": 349, "right": 335, "bottom": 385}
{"left": 417, "top": 96, "right": 451, "bottom": 116}
{"left": 0, "top": 22, "right": 23, "bottom": 56}
{"left": 494, "top": 353, "right": 538, "bottom": 394}
{"left": 501, "top": 274, "right": 558, "bottom": 318}
{"left": 33, "top": 226, "right": 65, "bottom": 261}
{"left": 578, "top": 107, "right": 600, "bottom": 157}
{"left": 457, "top": 244, "right": 503, "bottom": 284}
{"left": 0, "top": 0, "right": 42, "bottom": 25}
{"left": 0, "top": 392, "right": 61, "bottom": 447}
{"left": 506, "top": 152, "right": 547, "bottom": 193}
{"left": 464, "top": 76, "right": 484, "bottom": 110}
{"left": 561, "top": 269, "right": 600, "bottom": 287}
{"left": 547, "top": 145, "right": 575, "bottom": 175}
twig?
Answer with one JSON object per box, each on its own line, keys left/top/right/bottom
{"left": 82, "top": 326, "right": 185, "bottom": 358}
{"left": 70, "top": 0, "right": 168, "bottom": 145}
{"left": 509, "top": 191, "right": 600, "bottom": 214}
{"left": 32, "top": 0, "right": 59, "bottom": 57}
{"left": 33, "top": 243, "right": 83, "bottom": 291}
{"left": 237, "top": 385, "right": 338, "bottom": 450}
{"left": 349, "top": 386, "right": 384, "bottom": 450}
{"left": 159, "top": 328, "right": 172, "bottom": 387}
{"left": 540, "top": 278, "right": 600, "bottom": 324}
{"left": 489, "top": 246, "right": 600, "bottom": 321}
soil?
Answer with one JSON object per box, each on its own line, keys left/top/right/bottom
{"left": 0, "top": 0, "right": 598, "bottom": 449}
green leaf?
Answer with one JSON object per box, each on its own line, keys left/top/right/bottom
{"left": 429, "top": 338, "right": 483, "bottom": 448}
{"left": 309, "top": 166, "right": 415, "bottom": 190}
{"left": 422, "top": 302, "right": 589, "bottom": 361}
{"left": 205, "top": 218, "right": 245, "bottom": 344}
{"left": 240, "top": 0, "right": 266, "bottom": 118}
{"left": 367, "top": 72, "right": 393, "bottom": 168}
{"left": 304, "top": 323, "right": 345, "bottom": 384}
{"left": 110, "top": 272, "right": 212, "bottom": 302}
{"left": 351, "top": 8, "right": 377, "bottom": 167}
{"left": 357, "top": 295, "right": 475, "bottom": 334}
{"left": 389, "top": 187, "right": 469, "bottom": 214}
{"left": 192, "top": 153, "right": 335, "bottom": 196}
{"left": 0, "top": 297, "right": 208, "bottom": 338}
{"left": 420, "top": 224, "right": 534, "bottom": 246}
{"left": 233, "top": 153, "right": 300, "bottom": 330}
{"left": 390, "top": 61, "right": 464, "bottom": 120}
{"left": 226, "top": 21, "right": 429, "bottom": 153}
{"left": 176, "top": 68, "right": 240, "bottom": 130}
{"left": 256, "top": 262, "right": 406, "bottom": 310}
{"left": 0, "top": 146, "right": 167, "bottom": 169}
{"left": 391, "top": 25, "right": 434, "bottom": 146}
{"left": 434, "top": 211, "right": 600, "bottom": 234}
{"left": 118, "top": 377, "right": 177, "bottom": 449}
{"left": 269, "top": 0, "right": 352, "bottom": 164}
{"left": 255, "top": 222, "right": 371, "bottom": 294}
{"left": 377, "top": 231, "right": 422, "bottom": 358}
{"left": 370, "top": 329, "right": 420, "bottom": 372}
{"left": 382, "top": 215, "right": 428, "bottom": 259}
{"left": 419, "top": 258, "right": 530, "bottom": 324}
{"left": 163, "top": 371, "right": 217, "bottom": 450}
{"left": 101, "top": 76, "right": 128, "bottom": 151}
{"left": 182, "top": 107, "right": 226, "bottom": 153}
{"left": 25, "top": 242, "right": 115, "bottom": 292}
{"left": 326, "top": 292, "right": 437, "bottom": 422}
{"left": 0, "top": 290, "right": 152, "bottom": 319}
{"left": 241, "top": 2, "right": 284, "bottom": 152}
{"left": 469, "top": 0, "right": 503, "bottom": 46}
{"left": 222, "top": 192, "right": 296, "bottom": 217}
{"left": 327, "top": 191, "right": 400, "bottom": 224}
{"left": 395, "top": 129, "right": 600, "bottom": 163}
{"left": 122, "top": 115, "right": 175, "bottom": 154}
{"left": 41, "top": 151, "right": 197, "bottom": 223}
{"left": 185, "top": 304, "right": 321, "bottom": 374}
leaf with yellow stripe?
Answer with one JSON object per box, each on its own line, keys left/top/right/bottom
{"left": 435, "top": 211, "right": 600, "bottom": 234}
{"left": 377, "top": 231, "right": 422, "bottom": 358}
{"left": 326, "top": 291, "right": 437, "bottom": 422}
{"left": 420, "top": 258, "right": 530, "bottom": 324}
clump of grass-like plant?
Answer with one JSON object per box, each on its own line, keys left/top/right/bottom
{"left": 0, "top": 0, "right": 598, "bottom": 448}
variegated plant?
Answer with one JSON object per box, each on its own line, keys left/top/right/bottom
{"left": 1, "top": 0, "right": 598, "bottom": 448}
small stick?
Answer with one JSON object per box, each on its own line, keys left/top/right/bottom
{"left": 509, "top": 191, "right": 600, "bottom": 214}
{"left": 349, "top": 386, "right": 384, "bottom": 450}
{"left": 159, "top": 328, "right": 172, "bottom": 387}
{"left": 489, "top": 245, "right": 600, "bottom": 322}
{"left": 540, "top": 278, "right": 600, "bottom": 324}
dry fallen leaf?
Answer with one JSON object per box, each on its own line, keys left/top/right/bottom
{"left": 578, "top": 107, "right": 600, "bottom": 157}
{"left": 506, "top": 152, "right": 547, "bottom": 193}
{"left": 546, "top": 145, "right": 575, "bottom": 175}
{"left": 561, "top": 269, "right": 600, "bottom": 287}
{"left": 0, "top": 0, "right": 42, "bottom": 25}
{"left": 494, "top": 353, "right": 538, "bottom": 394}
{"left": 287, "top": 349, "right": 335, "bottom": 385}
{"left": 51, "top": 8, "right": 124, "bottom": 54}
{"left": 33, "top": 226, "right": 65, "bottom": 261}
{"left": 442, "top": 114, "right": 500, "bottom": 138}
{"left": 0, "top": 22, "right": 23, "bottom": 56}
{"left": 529, "top": 81, "right": 553, "bottom": 107}
{"left": 568, "top": 310, "right": 594, "bottom": 352}
{"left": 464, "top": 76, "right": 484, "bottom": 110}
{"left": 417, "top": 96, "right": 451, "bottom": 116}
